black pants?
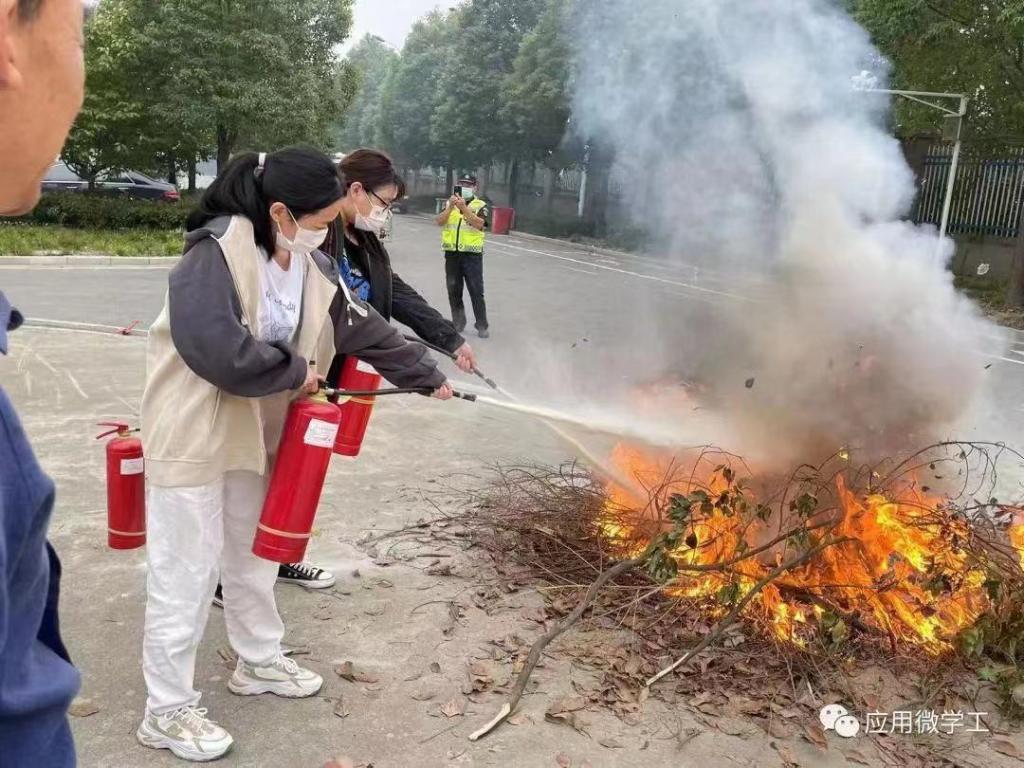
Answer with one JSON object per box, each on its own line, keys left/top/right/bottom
{"left": 445, "top": 251, "right": 488, "bottom": 331}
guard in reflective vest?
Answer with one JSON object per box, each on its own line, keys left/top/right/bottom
{"left": 436, "top": 175, "right": 490, "bottom": 338}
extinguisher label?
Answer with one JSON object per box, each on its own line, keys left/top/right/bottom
{"left": 304, "top": 419, "right": 340, "bottom": 448}
{"left": 120, "top": 457, "right": 145, "bottom": 475}
{"left": 356, "top": 359, "right": 378, "bottom": 375}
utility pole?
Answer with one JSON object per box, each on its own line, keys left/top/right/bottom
{"left": 852, "top": 75, "right": 968, "bottom": 258}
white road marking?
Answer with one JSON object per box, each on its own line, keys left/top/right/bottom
{"left": 66, "top": 371, "right": 89, "bottom": 400}
{"left": 485, "top": 240, "right": 753, "bottom": 301}
{"left": 33, "top": 350, "right": 59, "bottom": 374}
{"left": 553, "top": 263, "right": 600, "bottom": 276}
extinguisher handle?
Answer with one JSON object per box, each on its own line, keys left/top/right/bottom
{"left": 402, "top": 334, "right": 499, "bottom": 391}
{"left": 96, "top": 421, "right": 137, "bottom": 440}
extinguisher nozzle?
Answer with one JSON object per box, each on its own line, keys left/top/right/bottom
{"left": 453, "top": 391, "right": 478, "bottom": 402}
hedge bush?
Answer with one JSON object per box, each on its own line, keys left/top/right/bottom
{"left": 18, "top": 193, "right": 191, "bottom": 230}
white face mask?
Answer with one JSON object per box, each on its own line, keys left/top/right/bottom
{"left": 275, "top": 208, "right": 328, "bottom": 253}
{"left": 460, "top": 186, "right": 476, "bottom": 201}
{"left": 354, "top": 190, "right": 392, "bottom": 233}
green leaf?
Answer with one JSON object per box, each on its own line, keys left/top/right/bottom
{"left": 830, "top": 619, "right": 849, "bottom": 645}
{"left": 717, "top": 582, "right": 741, "bottom": 605}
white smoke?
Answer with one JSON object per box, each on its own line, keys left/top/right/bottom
{"left": 567, "top": 0, "right": 997, "bottom": 469}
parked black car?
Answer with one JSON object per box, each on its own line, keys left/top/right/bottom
{"left": 41, "top": 163, "right": 180, "bottom": 202}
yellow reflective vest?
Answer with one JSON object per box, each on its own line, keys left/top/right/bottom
{"left": 441, "top": 198, "right": 487, "bottom": 254}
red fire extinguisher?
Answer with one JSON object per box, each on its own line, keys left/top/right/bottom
{"left": 96, "top": 422, "right": 146, "bottom": 550}
{"left": 332, "top": 356, "right": 382, "bottom": 457}
{"left": 252, "top": 395, "right": 342, "bottom": 563}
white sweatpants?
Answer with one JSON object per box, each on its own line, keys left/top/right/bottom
{"left": 142, "top": 470, "right": 283, "bottom": 715}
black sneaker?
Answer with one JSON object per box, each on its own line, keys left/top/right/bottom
{"left": 212, "top": 583, "right": 224, "bottom": 609}
{"left": 277, "top": 562, "right": 336, "bottom": 590}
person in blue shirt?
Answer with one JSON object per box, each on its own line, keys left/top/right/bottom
{"left": 0, "top": 0, "right": 87, "bottom": 765}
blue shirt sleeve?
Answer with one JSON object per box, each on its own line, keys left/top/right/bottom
{"left": 0, "top": 306, "right": 79, "bottom": 766}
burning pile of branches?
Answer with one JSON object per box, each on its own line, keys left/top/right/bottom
{"left": 450, "top": 441, "right": 1024, "bottom": 738}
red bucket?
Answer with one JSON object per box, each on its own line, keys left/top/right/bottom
{"left": 491, "top": 206, "right": 515, "bottom": 235}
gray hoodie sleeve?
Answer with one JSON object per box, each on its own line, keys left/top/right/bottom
{"left": 329, "top": 281, "right": 446, "bottom": 391}
{"left": 168, "top": 238, "right": 307, "bottom": 397}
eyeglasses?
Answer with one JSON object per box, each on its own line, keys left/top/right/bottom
{"left": 367, "top": 188, "right": 395, "bottom": 212}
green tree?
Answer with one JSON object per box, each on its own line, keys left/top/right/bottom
{"left": 377, "top": 11, "right": 457, "bottom": 168}
{"left": 853, "top": 1, "right": 1024, "bottom": 138}
{"left": 71, "top": 0, "right": 354, "bottom": 181}
{"left": 336, "top": 34, "right": 399, "bottom": 151}
{"left": 430, "top": 0, "right": 547, "bottom": 181}
{"left": 62, "top": 2, "right": 152, "bottom": 186}
{"left": 853, "top": 1, "right": 1024, "bottom": 305}
{"left": 501, "top": 0, "right": 575, "bottom": 171}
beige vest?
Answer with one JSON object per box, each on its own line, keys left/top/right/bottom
{"left": 141, "top": 216, "right": 336, "bottom": 487}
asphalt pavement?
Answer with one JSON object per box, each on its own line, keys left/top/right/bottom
{"left": 5, "top": 215, "right": 1024, "bottom": 446}
{"left": 4, "top": 218, "right": 1024, "bottom": 767}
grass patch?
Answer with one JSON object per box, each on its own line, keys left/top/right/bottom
{"left": 0, "top": 223, "right": 181, "bottom": 257}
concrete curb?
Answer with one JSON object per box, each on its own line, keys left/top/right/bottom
{"left": 404, "top": 211, "right": 633, "bottom": 260}
{"left": 0, "top": 254, "right": 178, "bottom": 266}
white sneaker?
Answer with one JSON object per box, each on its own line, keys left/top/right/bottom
{"left": 136, "top": 706, "right": 233, "bottom": 762}
{"left": 228, "top": 654, "right": 323, "bottom": 698}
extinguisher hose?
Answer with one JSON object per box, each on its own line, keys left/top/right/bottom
{"left": 321, "top": 384, "right": 477, "bottom": 402}
{"left": 402, "top": 334, "right": 499, "bottom": 391}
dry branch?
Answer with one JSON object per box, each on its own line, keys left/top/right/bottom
{"left": 397, "top": 442, "right": 1024, "bottom": 744}
{"left": 468, "top": 556, "right": 643, "bottom": 740}
{"left": 646, "top": 537, "right": 851, "bottom": 686}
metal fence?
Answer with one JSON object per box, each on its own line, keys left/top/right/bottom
{"left": 914, "top": 145, "right": 1024, "bottom": 238}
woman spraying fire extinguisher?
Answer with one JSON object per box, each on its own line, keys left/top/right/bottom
{"left": 136, "top": 146, "right": 451, "bottom": 763}
{"left": 208, "top": 148, "right": 476, "bottom": 610}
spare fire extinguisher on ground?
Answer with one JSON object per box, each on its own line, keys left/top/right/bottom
{"left": 253, "top": 394, "right": 341, "bottom": 564}
{"left": 96, "top": 422, "right": 146, "bottom": 550}
{"left": 331, "top": 356, "right": 381, "bottom": 457}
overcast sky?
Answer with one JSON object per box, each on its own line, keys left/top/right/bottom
{"left": 347, "top": 0, "right": 445, "bottom": 51}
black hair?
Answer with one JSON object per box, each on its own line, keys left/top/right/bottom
{"left": 340, "top": 148, "right": 407, "bottom": 200}
{"left": 187, "top": 146, "right": 343, "bottom": 257}
{"left": 17, "top": 0, "right": 43, "bottom": 21}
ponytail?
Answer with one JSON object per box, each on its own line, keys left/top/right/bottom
{"left": 189, "top": 146, "right": 344, "bottom": 256}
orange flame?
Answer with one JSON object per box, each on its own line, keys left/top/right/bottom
{"left": 601, "top": 443, "right": 1020, "bottom": 652}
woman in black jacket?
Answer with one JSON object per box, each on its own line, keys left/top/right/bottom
{"left": 326, "top": 148, "right": 476, "bottom": 375}
{"left": 269, "top": 150, "right": 476, "bottom": 598}
{"left": 212, "top": 150, "right": 474, "bottom": 608}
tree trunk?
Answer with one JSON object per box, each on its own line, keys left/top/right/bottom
{"left": 216, "top": 126, "right": 234, "bottom": 174}
{"left": 479, "top": 165, "right": 492, "bottom": 198}
{"left": 543, "top": 166, "right": 557, "bottom": 208}
{"left": 508, "top": 159, "right": 520, "bottom": 210}
{"left": 167, "top": 153, "right": 177, "bottom": 186}
{"left": 581, "top": 144, "right": 612, "bottom": 237}
{"left": 445, "top": 164, "right": 454, "bottom": 194}
{"left": 1006, "top": 189, "right": 1024, "bottom": 307}
{"left": 187, "top": 157, "right": 197, "bottom": 192}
